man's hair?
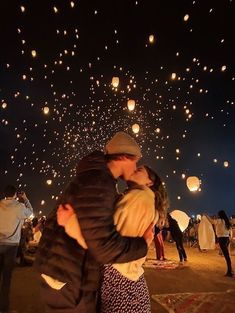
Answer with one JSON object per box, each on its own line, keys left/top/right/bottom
{"left": 105, "top": 153, "right": 137, "bottom": 162}
{"left": 4, "top": 185, "right": 17, "bottom": 197}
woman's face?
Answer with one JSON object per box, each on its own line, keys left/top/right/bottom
{"left": 128, "top": 166, "right": 153, "bottom": 186}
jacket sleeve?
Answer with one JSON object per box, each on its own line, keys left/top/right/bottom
{"left": 72, "top": 172, "right": 148, "bottom": 264}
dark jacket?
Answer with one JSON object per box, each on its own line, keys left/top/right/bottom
{"left": 167, "top": 217, "right": 183, "bottom": 242}
{"left": 35, "top": 151, "right": 147, "bottom": 292}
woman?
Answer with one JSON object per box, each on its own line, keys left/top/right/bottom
{"left": 57, "top": 165, "right": 169, "bottom": 313}
{"left": 166, "top": 213, "right": 187, "bottom": 263}
{"left": 215, "top": 210, "right": 233, "bottom": 277}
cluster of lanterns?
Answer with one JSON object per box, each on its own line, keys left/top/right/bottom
{"left": 112, "top": 77, "right": 139, "bottom": 133}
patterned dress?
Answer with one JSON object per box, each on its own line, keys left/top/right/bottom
{"left": 99, "top": 264, "right": 151, "bottom": 313}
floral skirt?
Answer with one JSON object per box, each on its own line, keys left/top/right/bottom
{"left": 99, "top": 264, "right": 151, "bottom": 313}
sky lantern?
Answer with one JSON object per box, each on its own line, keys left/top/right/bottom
{"left": 224, "top": 161, "right": 229, "bottom": 167}
{"left": 149, "top": 34, "right": 155, "bottom": 44}
{"left": 186, "top": 176, "right": 200, "bottom": 192}
{"left": 46, "top": 179, "right": 52, "bottom": 185}
{"left": 31, "top": 50, "right": 37, "bottom": 58}
{"left": 2, "top": 102, "right": 7, "bottom": 109}
{"left": 171, "top": 73, "right": 177, "bottom": 80}
{"left": 221, "top": 65, "right": 226, "bottom": 72}
{"left": 183, "top": 14, "right": 190, "bottom": 22}
{"left": 132, "top": 123, "right": 140, "bottom": 134}
{"left": 127, "top": 99, "right": 135, "bottom": 111}
{"left": 43, "top": 106, "right": 50, "bottom": 114}
{"left": 170, "top": 210, "right": 190, "bottom": 232}
{"left": 112, "top": 76, "right": 119, "bottom": 88}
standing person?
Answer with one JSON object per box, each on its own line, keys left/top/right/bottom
{"left": 57, "top": 165, "right": 169, "bottom": 313}
{"left": 0, "top": 186, "right": 33, "bottom": 313}
{"left": 154, "top": 227, "right": 166, "bottom": 261}
{"left": 208, "top": 211, "right": 233, "bottom": 277}
{"left": 35, "top": 132, "right": 153, "bottom": 313}
{"left": 166, "top": 213, "right": 187, "bottom": 263}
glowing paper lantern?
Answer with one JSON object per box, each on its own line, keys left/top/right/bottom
{"left": 31, "top": 50, "right": 37, "bottom": 58}
{"left": 43, "top": 106, "right": 50, "bottom": 114}
{"left": 112, "top": 77, "right": 119, "bottom": 88}
{"left": 186, "top": 176, "right": 200, "bottom": 192}
{"left": 132, "top": 123, "right": 140, "bottom": 134}
{"left": 127, "top": 99, "right": 135, "bottom": 111}
{"left": 221, "top": 65, "right": 226, "bottom": 72}
{"left": 170, "top": 210, "right": 190, "bottom": 232}
{"left": 184, "top": 14, "right": 189, "bottom": 21}
{"left": 149, "top": 34, "right": 155, "bottom": 43}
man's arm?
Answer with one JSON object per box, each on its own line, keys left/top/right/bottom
{"left": 62, "top": 174, "right": 150, "bottom": 264}
{"left": 19, "top": 192, "right": 33, "bottom": 218}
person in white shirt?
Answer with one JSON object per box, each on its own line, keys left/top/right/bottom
{"left": 0, "top": 185, "right": 33, "bottom": 313}
{"left": 215, "top": 210, "right": 233, "bottom": 277}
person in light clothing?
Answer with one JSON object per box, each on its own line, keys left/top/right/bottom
{"left": 0, "top": 185, "right": 33, "bottom": 313}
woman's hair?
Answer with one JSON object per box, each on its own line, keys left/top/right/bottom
{"left": 144, "top": 165, "right": 169, "bottom": 218}
{"left": 218, "top": 210, "right": 231, "bottom": 230}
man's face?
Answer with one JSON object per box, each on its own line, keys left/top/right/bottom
{"left": 121, "top": 157, "right": 139, "bottom": 181}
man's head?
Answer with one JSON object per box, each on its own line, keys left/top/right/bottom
{"left": 105, "top": 131, "right": 141, "bottom": 180}
{"left": 3, "top": 185, "right": 17, "bottom": 198}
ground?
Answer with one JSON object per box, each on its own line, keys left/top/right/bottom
{"left": 10, "top": 242, "right": 235, "bottom": 312}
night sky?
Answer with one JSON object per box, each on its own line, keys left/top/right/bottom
{"left": 0, "top": 0, "right": 234, "bottom": 217}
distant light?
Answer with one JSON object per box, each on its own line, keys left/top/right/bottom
{"left": 53, "top": 6, "right": 58, "bottom": 13}
{"left": 2, "top": 102, "right": 7, "bottom": 109}
{"left": 31, "top": 50, "right": 37, "bottom": 58}
{"left": 181, "top": 174, "right": 186, "bottom": 179}
{"left": 46, "top": 179, "right": 52, "bottom": 185}
{"left": 184, "top": 14, "right": 189, "bottom": 22}
{"left": 171, "top": 73, "right": 177, "bottom": 80}
{"left": 132, "top": 123, "right": 140, "bottom": 134}
{"left": 224, "top": 161, "right": 229, "bottom": 168}
{"left": 127, "top": 100, "right": 135, "bottom": 111}
{"left": 70, "top": 1, "right": 75, "bottom": 8}
{"left": 41, "top": 200, "right": 45, "bottom": 205}
{"left": 176, "top": 149, "right": 180, "bottom": 154}
{"left": 112, "top": 77, "right": 119, "bottom": 88}
{"left": 221, "top": 65, "right": 227, "bottom": 72}
{"left": 20, "top": 6, "right": 25, "bottom": 12}
{"left": 149, "top": 34, "right": 155, "bottom": 44}
{"left": 155, "top": 128, "right": 160, "bottom": 133}
{"left": 177, "top": 196, "right": 181, "bottom": 200}
{"left": 213, "top": 159, "right": 218, "bottom": 163}
{"left": 43, "top": 106, "right": 50, "bottom": 114}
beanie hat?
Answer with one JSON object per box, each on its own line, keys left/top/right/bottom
{"left": 105, "top": 131, "right": 142, "bottom": 157}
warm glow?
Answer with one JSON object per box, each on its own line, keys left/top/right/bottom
{"left": 112, "top": 77, "right": 119, "bottom": 88}
{"left": 132, "top": 123, "right": 140, "bottom": 134}
{"left": 186, "top": 176, "right": 200, "bottom": 192}
{"left": 43, "top": 106, "right": 50, "bottom": 114}
{"left": 127, "top": 99, "right": 135, "bottom": 111}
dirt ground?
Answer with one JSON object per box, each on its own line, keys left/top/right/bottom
{"left": 9, "top": 242, "right": 235, "bottom": 313}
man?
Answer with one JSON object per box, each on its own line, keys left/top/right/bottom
{"left": 35, "top": 131, "right": 153, "bottom": 313}
{"left": 0, "top": 186, "right": 33, "bottom": 313}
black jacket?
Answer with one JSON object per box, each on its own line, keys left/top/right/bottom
{"left": 35, "top": 151, "right": 147, "bottom": 292}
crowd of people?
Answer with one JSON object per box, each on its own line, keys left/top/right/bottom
{"left": 0, "top": 131, "right": 234, "bottom": 313}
